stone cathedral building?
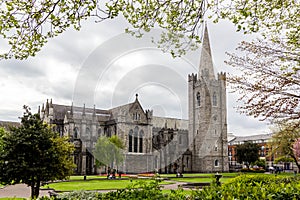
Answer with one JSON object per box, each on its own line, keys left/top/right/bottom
{"left": 40, "top": 26, "right": 229, "bottom": 174}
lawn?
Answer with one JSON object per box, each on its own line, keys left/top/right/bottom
{"left": 169, "top": 177, "right": 233, "bottom": 183}
{"left": 159, "top": 172, "right": 239, "bottom": 178}
{"left": 43, "top": 179, "right": 174, "bottom": 191}
{"left": 43, "top": 172, "right": 297, "bottom": 192}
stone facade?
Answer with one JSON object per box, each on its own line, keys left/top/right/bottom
{"left": 39, "top": 25, "right": 229, "bottom": 174}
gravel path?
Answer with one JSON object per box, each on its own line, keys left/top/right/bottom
{"left": 0, "top": 184, "right": 52, "bottom": 198}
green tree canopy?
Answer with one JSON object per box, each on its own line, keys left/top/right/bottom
{"left": 269, "top": 122, "right": 300, "bottom": 171}
{"left": 236, "top": 141, "right": 260, "bottom": 169}
{"left": 0, "top": 106, "right": 75, "bottom": 199}
{"left": 0, "top": 0, "right": 298, "bottom": 59}
{"left": 0, "top": 127, "right": 7, "bottom": 158}
{"left": 93, "top": 135, "right": 124, "bottom": 169}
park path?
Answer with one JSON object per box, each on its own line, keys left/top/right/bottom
{"left": 163, "top": 180, "right": 187, "bottom": 190}
{"left": 0, "top": 184, "right": 52, "bottom": 198}
{"left": 0, "top": 181, "right": 189, "bottom": 198}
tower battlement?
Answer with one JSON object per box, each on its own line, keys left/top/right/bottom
{"left": 218, "top": 72, "right": 226, "bottom": 81}
{"left": 188, "top": 73, "right": 197, "bottom": 82}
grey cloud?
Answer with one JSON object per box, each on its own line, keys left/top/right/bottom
{"left": 0, "top": 59, "right": 46, "bottom": 78}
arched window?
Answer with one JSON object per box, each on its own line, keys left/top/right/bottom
{"left": 196, "top": 92, "right": 201, "bottom": 106}
{"left": 74, "top": 127, "right": 79, "bottom": 139}
{"left": 128, "top": 130, "right": 133, "bottom": 152}
{"left": 214, "top": 145, "right": 218, "bottom": 151}
{"left": 213, "top": 92, "right": 217, "bottom": 106}
{"left": 179, "top": 135, "right": 182, "bottom": 144}
{"left": 139, "top": 130, "right": 144, "bottom": 153}
{"left": 98, "top": 128, "right": 101, "bottom": 138}
{"left": 86, "top": 127, "right": 91, "bottom": 140}
{"left": 214, "top": 159, "right": 219, "bottom": 167}
{"left": 134, "top": 127, "right": 139, "bottom": 153}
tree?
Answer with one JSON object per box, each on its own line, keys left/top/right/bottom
{"left": 236, "top": 141, "right": 260, "bottom": 169}
{"left": 0, "top": 106, "right": 75, "bottom": 199}
{"left": 93, "top": 135, "right": 124, "bottom": 170}
{"left": 0, "top": 0, "right": 298, "bottom": 59}
{"left": 269, "top": 123, "right": 300, "bottom": 171}
{"left": 0, "top": 127, "right": 7, "bottom": 159}
{"left": 226, "top": 39, "right": 300, "bottom": 126}
{"left": 293, "top": 138, "right": 300, "bottom": 159}
{"left": 253, "top": 159, "right": 266, "bottom": 169}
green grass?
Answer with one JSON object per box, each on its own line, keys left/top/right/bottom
{"left": 159, "top": 172, "right": 239, "bottom": 178}
{"left": 43, "top": 179, "right": 173, "bottom": 191}
{"left": 68, "top": 175, "right": 108, "bottom": 180}
{"left": 169, "top": 177, "right": 233, "bottom": 183}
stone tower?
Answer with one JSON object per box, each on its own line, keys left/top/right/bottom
{"left": 188, "top": 25, "right": 229, "bottom": 172}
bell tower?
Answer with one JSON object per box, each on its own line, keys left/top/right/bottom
{"left": 188, "top": 24, "right": 229, "bottom": 172}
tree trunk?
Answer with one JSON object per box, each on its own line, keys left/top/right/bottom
{"left": 291, "top": 154, "right": 300, "bottom": 172}
{"left": 30, "top": 181, "right": 40, "bottom": 199}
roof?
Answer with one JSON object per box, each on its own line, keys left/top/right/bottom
{"left": 152, "top": 116, "right": 188, "bottom": 130}
{"left": 0, "top": 120, "right": 20, "bottom": 130}
{"left": 229, "top": 133, "right": 273, "bottom": 144}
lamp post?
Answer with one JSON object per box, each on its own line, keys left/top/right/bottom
{"left": 215, "top": 172, "right": 222, "bottom": 186}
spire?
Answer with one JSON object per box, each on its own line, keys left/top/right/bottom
{"left": 93, "top": 104, "right": 96, "bottom": 118}
{"left": 38, "top": 106, "right": 40, "bottom": 115}
{"left": 50, "top": 99, "right": 53, "bottom": 108}
{"left": 135, "top": 93, "right": 138, "bottom": 101}
{"left": 45, "top": 99, "right": 49, "bottom": 116}
{"left": 199, "top": 23, "right": 215, "bottom": 80}
{"left": 70, "top": 102, "right": 74, "bottom": 116}
{"left": 41, "top": 103, "right": 44, "bottom": 112}
{"left": 82, "top": 103, "right": 86, "bottom": 116}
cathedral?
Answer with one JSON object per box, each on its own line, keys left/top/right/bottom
{"left": 39, "top": 26, "right": 229, "bottom": 174}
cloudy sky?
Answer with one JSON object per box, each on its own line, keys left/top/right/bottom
{"left": 0, "top": 16, "right": 270, "bottom": 136}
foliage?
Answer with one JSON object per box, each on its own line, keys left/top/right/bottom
{"left": 0, "top": 127, "right": 7, "bottom": 155}
{"left": 274, "top": 156, "right": 294, "bottom": 164}
{"left": 39, "top": 175, "right": 300, "bottom": 199}
{"left": 226, "top": 39, "right": 300, "bottom": 125}
{"left": 93, "top": 135, "right": 124, "bottom": 169}
{"left": 269, "top": 123, "right": 300, "bottom": 171}
{"left": 253, "top": 159, "right": 266, "bottom": 169}
{"left": 56, "top": 190, "right": 103, "bottom": 200}
{"left": 236, "top": 142, "right": 260, "bottom": 169}
{"left": 0, "top": 0, "right": 96, "bottom": 59}
{"left": 0, "top": 106, "right": 75, "bottom": 199}
{"left": 293, "top": 138, "right": 300, "bottom": 158}
{"left": 192, "top": 175, "right": 300, "bottom": 200}
{"left": 0, "top": 0, "right": 299, "bottom": 59}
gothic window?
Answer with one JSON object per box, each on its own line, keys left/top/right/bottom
{"left": 139, "top": 130, "right": 144, "bottom": 153}
{"left": 213, "top": 92, "right": 217, "bottom": 106}
{"left": 179, "top": 135, "right": 182, "bottom": 144}
{"left": 134, "top": 126, "right": 139, "bottom": 153}
{"left": 74, "top": 127, "right": 79, "bottom": 139}
{"left": 128, "top": 130, "right": 133, "bottom": 152}
{"left": 98, "top": 128, "right": 101, "bottom": 138}
{"left": 196, "top": 92, "right": 201, "bottom": 106}
{"left": 86, "top": 127, "right": 91, "bottom": 140}
{"left": 214, "top": 159, "right": 219, "bottom": 167}
{"left": 186, "top": 157, "right": 189, "bottom": 168}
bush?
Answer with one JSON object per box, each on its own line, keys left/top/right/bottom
{"left": 192, "top": 175, "right": 300, "bottom": 200}
{"left": 40, "top": 175, "right": 300, "bottom": 199}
